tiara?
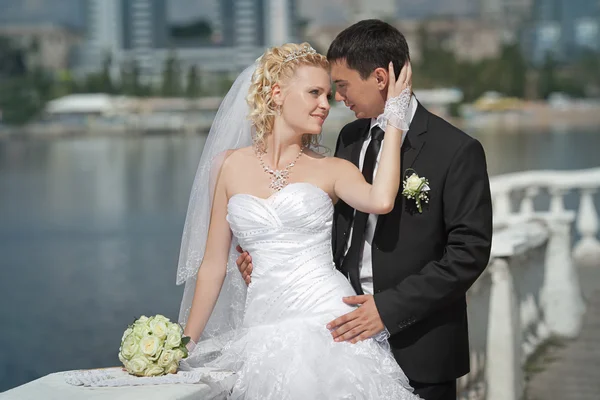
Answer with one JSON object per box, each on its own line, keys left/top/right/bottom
{"left": 283, "top": 45, "right": 317, "bottom": 63}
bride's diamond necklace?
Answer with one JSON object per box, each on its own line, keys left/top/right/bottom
{"left": 256, "top": 146, "right": 304, "bottom": 192}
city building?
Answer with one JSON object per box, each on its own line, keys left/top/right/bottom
{"left": 121, "top": 0, "right": 169, "bottom": 75}
{"left": 265, "top": 0, "right": 298, "bottom": 46}
{"left": 479, "top": 0, "right": 534, "bottom": 33}
{"left": 395, "top": 0, "right": 476, "bottom": 19}
{"left": 80, "top": 0, "right": 123, "bottom": 73}
{"left": 0, "top": 24, "right": 83, "bottom": 71}
{"left": 343, "top": 0, "right": 396, "bottom": 22}
{"left": 528, "top": 0, "right": 600, "bottom": 65}
{"left": 305, "top": 17, "right": 504, "bottom": 64}
{"left": 75, "top": 0, "right": 297, "bottom": 81}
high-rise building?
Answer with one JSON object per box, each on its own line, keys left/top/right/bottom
{"left": 121, "top": 0, "right": 168, "bottom": 50}
{"left": 344, "top": 0, "right": 396, "bottom": 22}
{"left": 394, "top": 0, "right": 477, "bottom": 19}
{"left": 0, "top": 24, "right": 82, "bottom": 71}
{"left": 230, "top": 0, "right": 266, "bottom": 66}
{"left": 564, "top": 0, "right": 600, "bottom": 53}
{"left": 479, "top": 0, "right": 534, "bottom": 30}
{"left": 82, "top": 0, "right": 123, "bottom": 69}
{"left": 265, "top": 0, "right": 297, "bottom": 47}
{"left": 528, "top": 0, "right": 600, "bottom": 64}
{"left": 79, "top": 0, "right": 168, "bottom": 75}
{"left": 121, "top": 0, "right": 168, "bottom": 73}
{"left": 77, "top": 0, "right": 298, "bottom": 78}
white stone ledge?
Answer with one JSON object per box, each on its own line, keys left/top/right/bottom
{"left": 491, "top": 167, "right": 600, "bottom": 193}
{"left": 0, "top": 368, "right": 229, "bottom": 400}
{"left": 491, "top": 220, "right": 549, "bottom": 259}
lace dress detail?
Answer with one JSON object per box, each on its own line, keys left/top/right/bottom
{"left": 63, "top": 367, "right": 235, "bottom": 388}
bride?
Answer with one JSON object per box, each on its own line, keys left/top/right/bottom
{"left": 175, "top": 42, "right": 419, "bottom": 399}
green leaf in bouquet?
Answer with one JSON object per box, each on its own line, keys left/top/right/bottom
{"left": 181, "top": 336, "right": 191, "bottom": 346}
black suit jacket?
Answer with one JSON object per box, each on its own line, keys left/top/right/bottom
{"left": 332, "top": 102, "right": 493, "bottom": 383}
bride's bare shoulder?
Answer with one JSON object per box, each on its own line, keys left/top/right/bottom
{"left": 224, "top": 146, "right": 254, "bottom": 161}
{"left": 313, "top": 150, "right": 349, "bottom": 167}
{"left": 303, "top": 148, "right": 329, "bottom": 161}
{"left": 304, "top": 148, "right": 352, "bottom": 172}
{"left": 219, "top": 146, "right": 255, "bottom": 172}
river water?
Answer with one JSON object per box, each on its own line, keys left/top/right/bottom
{"left": 1, "top": 127, "right": 599, "bottom": 391}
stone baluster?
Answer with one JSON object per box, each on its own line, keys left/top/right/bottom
{"left": 458, "top": 374, "right": 469, "bottom": 399}
{"left": 478, "top": 352, "right": 486, "bottom": 399}
{"left": 541, "top": 213, "right": 586, "bottom": 337}
{"left": 486, "top": 258, "right": 522, "bottom": 400}
{"left": 573, "top": 188, "right": 600, "bottom": 268}
{"left": 519, "top": 187, "right": 539, "bottom": 216}
{"left": 493, "top": 189, "right": 512, "bottom": 225}
{"left": 520, "top": 294, "right": 538, "bottom": 359}
{"left": 549, "top": 187, "right": 567, "bottom": 214}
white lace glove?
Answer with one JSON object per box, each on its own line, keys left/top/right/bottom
{"left": 186, "top": 337, "right": 197, "bottom": 353}
{"left": 377, "top": 87, "right": 413, "bottom": 131}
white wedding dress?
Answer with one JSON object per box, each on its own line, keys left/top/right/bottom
{"left": 200, "top": 182, "right": 419, "bottom": 400}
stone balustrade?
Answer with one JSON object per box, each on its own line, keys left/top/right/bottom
{"left": 459, "top": 167, "right": 599, "bottom": 400}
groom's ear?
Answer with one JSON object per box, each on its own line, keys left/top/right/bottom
{"left": 373, "top": 67, "right": 389, "bottom": 91}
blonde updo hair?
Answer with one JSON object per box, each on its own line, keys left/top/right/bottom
{"left": 247, "top": 42, "right": 329, "bottom": 151}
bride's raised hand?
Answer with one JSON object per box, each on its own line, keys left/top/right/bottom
{"left": 380, "top": 61, "right": 412, "bottom": 132}
{"left": 387, "top": 61, "right": 412, "bottom": 100}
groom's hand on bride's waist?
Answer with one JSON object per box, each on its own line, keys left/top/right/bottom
{"left": 326, "top": 295, "right": 386, "bottom": 344}
{"left": 236, "top": 245, "right": 253, "bottom": 285}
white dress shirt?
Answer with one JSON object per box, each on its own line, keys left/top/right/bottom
{"left": 344, "top": 95, "right": 418, "bottom": 295}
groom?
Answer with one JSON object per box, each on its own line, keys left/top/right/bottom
{"left": 238, "top": 19, "right": 493, "bottom": 400}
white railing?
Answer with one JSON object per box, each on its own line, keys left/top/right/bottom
{"left": 459, "top": 167, "right": 600, "bottom": 400}
{"left": 491, "top": 167, "right": 600, "bottom": 268}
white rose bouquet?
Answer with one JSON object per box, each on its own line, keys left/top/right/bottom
{"left": 118, "top": 314, "right": 190, "bottom": 377}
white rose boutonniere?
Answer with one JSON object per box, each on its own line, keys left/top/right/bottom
{"left": 402, "top": 169, "right": 430, "bottom": 213}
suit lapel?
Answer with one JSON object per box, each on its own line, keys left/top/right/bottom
{"left": 342, "top": 119, "right": 370, "bottom": 220}
{"left": 400, "top": 101, "right": 428, "bottom": 170}
{"left": 349, "top": 123, "right": 369, "bottom": 168}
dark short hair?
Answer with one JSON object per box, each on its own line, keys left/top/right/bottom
{"left": 327, "top": 19, "right": 410, "bottom": 80}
